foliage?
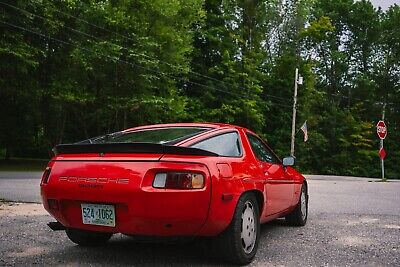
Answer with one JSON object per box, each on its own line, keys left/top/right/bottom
{"left": 0, "top": 0, "right": 399, "bottom": 178}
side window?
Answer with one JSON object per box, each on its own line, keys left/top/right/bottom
{"left": 190, "top": 132, "right": 242, "bottom": 157}
{"left": 247, "top": 134, "right": 279, "bottom": 164}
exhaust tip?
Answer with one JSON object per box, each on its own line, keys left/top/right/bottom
{"left": 47, "top": 221, "right": 66, "bottom": 231}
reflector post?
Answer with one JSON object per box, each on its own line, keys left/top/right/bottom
{"left": 47, "top": 199, "right": 59, "bottom": 210}
{"left": 41, "top": 167, "right": 51, "bottom": 184}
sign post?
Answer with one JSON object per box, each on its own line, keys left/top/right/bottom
{"left": 290, "top": 68, "right": 299, "bottom": 157}
{"left": 376, "top": 119, "right": 387, "bottom": 181}
{"left": 290, "top": 68, "right": 303, "bottom": 157}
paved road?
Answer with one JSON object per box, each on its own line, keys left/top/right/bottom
{"left": 0, "top": 172, "right": 399, "bottom": 266}
{"left": 307, "top": 175, "right": 400, "bottom": 216}
{"left": 0, "top": 171, "right": 42, "bottom": 202}
{"left": 1, "top": 171, "right": 399, "bottom": 216}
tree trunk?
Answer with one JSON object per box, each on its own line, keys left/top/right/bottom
{"left": 4, "top": 146, "right": 11, "bottom": 161}
{"left": 123, "top": 109, "right": 127, "bottom": 129}
{"left": 58, "top": 110, "right": 67, "bottom": 144}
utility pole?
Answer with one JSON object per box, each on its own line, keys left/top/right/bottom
{"left": 381, "top": 102, "right": 386, "bottom": 181}
{"left": 290, "top": 68, "right": 299, "bottom": 157}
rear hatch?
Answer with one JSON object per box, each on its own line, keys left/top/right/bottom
{"left": 41, "top": 143, "right": 215, "bottom": 236}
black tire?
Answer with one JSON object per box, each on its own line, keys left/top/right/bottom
{"left": 285, "top": 183, "right": 308, "bottom": 226}
{"left": 213, "top": 192, "right": 260, "bottom": 265}
{"left": 66, "top": 228, "right": 112, "bottom": 246}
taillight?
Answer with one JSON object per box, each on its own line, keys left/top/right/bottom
{"left": 153, "top": 172, "right": 205, "bottom": 189}
{"left": 41, "top": 167, "right": 51, "bottom": 184}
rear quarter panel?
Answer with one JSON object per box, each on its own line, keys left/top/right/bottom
{"left": 160, "top": 154, "right": 264, "bottom": 236}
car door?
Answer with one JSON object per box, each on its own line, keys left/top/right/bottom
{"left": 246, "top": 134, "right": 294, "bottom": 216}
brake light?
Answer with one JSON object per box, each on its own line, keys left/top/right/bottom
{"left": 41, "top": 167, "right": 51, "bottom": 184}
{"left": 153, "top": 172, "right": 205, "bottom": 189}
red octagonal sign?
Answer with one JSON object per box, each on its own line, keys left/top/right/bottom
{"left": 376, "top": 120, "right": 387, "bottom": 140}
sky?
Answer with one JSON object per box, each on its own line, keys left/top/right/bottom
{"left": 370, "top": 0, "right": 400, "bottom": 10}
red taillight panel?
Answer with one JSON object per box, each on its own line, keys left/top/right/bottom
{"left": 153, "top": 172, "right": 205, "bottom": 189}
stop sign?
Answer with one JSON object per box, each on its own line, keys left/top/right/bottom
{"left": 376, "top": 120, "right": 387, "bottom": 140}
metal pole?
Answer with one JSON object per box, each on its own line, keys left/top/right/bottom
{"left": 381, "top": 103, "right": 386, "bottom": 181}
{"left": 381, "top": 138, "right": 385, "bottom": 180}
{"left": 290, "top": 68, "right": 299, "bottom": 157}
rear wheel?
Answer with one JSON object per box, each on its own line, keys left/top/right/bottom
{"left": 285, "top": 183, "right": 308, "bottom": 226}
{"left": 213, "top": 193, "right": 260, "bottom": 265}
{"left": 66, "top": 228, "right": 112, "bottom": 246}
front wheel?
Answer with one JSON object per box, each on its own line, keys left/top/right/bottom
{"left": 285, "top": 183, "right": 308, "bottom": 226}
{"left": 66, "top": 228, "right": 113, "bottom": 246}
{"left": 213, "top": 193, "right": 260, "bottom": 265}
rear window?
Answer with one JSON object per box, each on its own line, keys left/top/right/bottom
{"left": 190, "top": 132, "right": 242, "bottom": 157}
{"left": 247, "top": 134, "right": 280, "bottom": 164}
{"left": 87, "top": 127, "right": 211, "bottom": 145}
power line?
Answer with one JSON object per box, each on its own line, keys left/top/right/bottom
{"left": 49, "top": 3, "right": 253, "bottom": 90}
{"left": 2, "top": 13, "right": 383, "bottom": 110}
{"left": 1, "top": 2, "right": 394, "bottom": 110}
{"left": 0, "top": 20, "right": 153, "bottom": 73}
{"left": 1, "top": 19, "right": 293, "bottom": 108}
{"left": 0, "top": 2, "right": 243, "bottom": 92}
{"left": 0, "top": 19, "right": 209, "bottom": 95}
{"left": 0, "top": 1, "right": 292, "bottom": 104}
{"left": 51, "top": 4, "right": 139, "bottom": 44}
{"left": 327, "top": 92, "right": 395, "bottom": 107}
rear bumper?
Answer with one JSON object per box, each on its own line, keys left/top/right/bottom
{"left": 41, "top": 160, "right": 212, "bottom": 236}
{"left": 42, "top": 189, "right": 210, "bottom": 236}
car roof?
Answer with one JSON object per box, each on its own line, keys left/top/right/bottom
{"left": 121, "top": 123, "right": 261, "bottom": 146}
{"left": 123, "top": 122, "right": 244, "bottom": 132}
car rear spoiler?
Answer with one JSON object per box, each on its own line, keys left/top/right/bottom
{"left": 52, "top": 142, "right": 219, "bottom": 157}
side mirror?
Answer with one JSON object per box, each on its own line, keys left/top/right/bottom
{"left": 282, "top": 156, "right": 295, "bottom": 167}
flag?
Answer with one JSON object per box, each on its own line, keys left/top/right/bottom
{"left": 300, "top": 121, "right": 308, "bottom": 142}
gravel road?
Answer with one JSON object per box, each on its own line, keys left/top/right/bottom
{"left": 0, "top": 174, "right": 399, "bottom": 266}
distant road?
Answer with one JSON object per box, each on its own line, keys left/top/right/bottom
{"left": 0, "top": 171, "right": 42, "bottom": 202}
{"left": 0, "top": 171, "right": 43, "bottom": 180}
{"left": 308, "top": 175, "right": 400, "bottom": 216}
{"left": 0, "top": 172, "right": 399, "bottom": 216}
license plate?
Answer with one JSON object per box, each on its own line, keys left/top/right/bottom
{"left": 81, "top": 203, "right": 115, "bottom": 227}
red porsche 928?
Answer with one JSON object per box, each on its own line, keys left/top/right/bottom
{"left": 40, "top": 123, "right": 308, "bottom": 265}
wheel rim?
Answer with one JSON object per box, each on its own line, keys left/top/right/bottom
{"left": 300, "top": 187, "right": 307, "bottom": 221}
{"left": 241, "top": 201, "right": 256, "bottom": 254}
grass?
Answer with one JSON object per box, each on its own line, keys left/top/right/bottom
{"left": 0, "top": 158, "right": 49, "bottom": 171}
